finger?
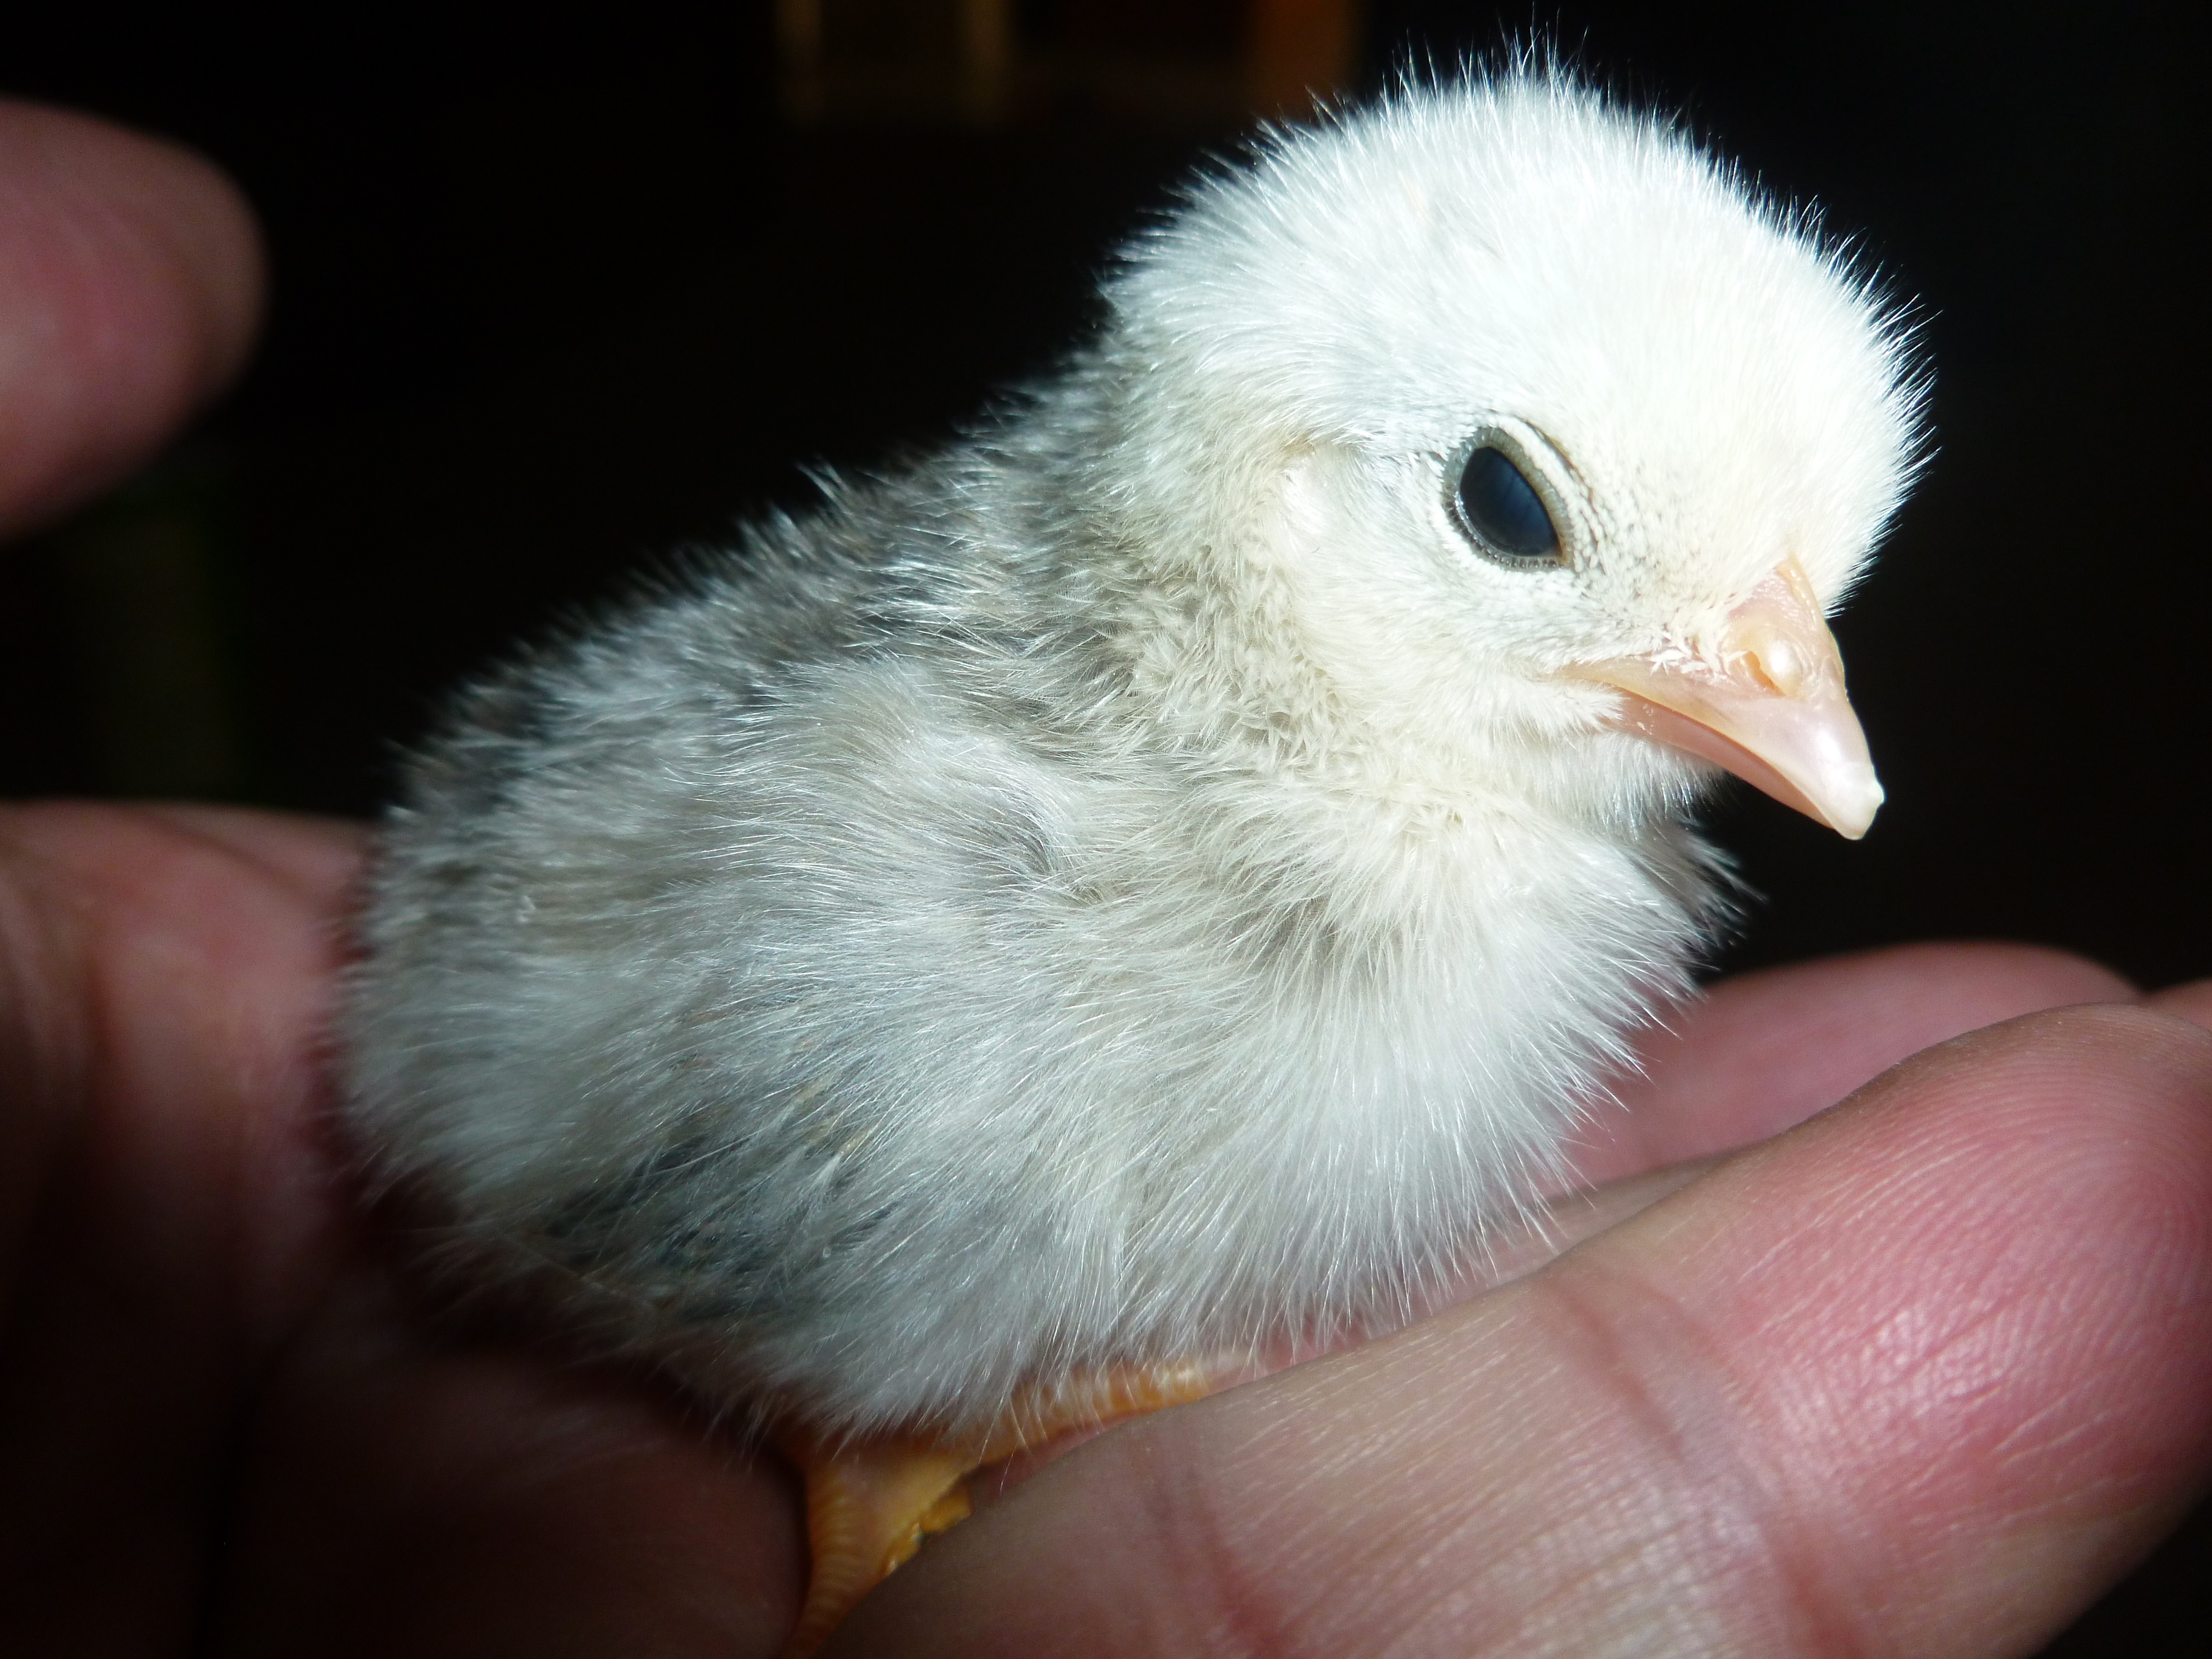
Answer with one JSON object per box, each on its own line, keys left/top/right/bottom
{"left": 0, "top": 803, "right": 357, "bottom": 1308}
{"left": 205, "top": 1266, "right": 804, "bottom": 1659}
{"left": 0, "top": 100, "right": 262, "bottom": 538}
{"left": 130, "top": 802, "right": 370, "bottom": 909}
{"left": 846, "top": 1006, "right": 2212, "bottom": 1658}
{"left": 2149, "top": 978, "right": 2212, "bottom": 1031}
{"left": 0, "top": 805, "right": 355, "bottom": 1652}
{"left": 1574, "top": 942, "right": 2134, "bottom": 1183}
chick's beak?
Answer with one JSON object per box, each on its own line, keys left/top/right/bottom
{"left": 1568, "top": 556, "right": 1883, "bottom": 838}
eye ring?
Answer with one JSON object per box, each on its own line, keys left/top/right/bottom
{"left": 1445, "top": 426, "right": 1576, "bottom": 569}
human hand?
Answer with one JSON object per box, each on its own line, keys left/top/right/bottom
{"left": 9, "top": 809, "right": 2206, "bottom": 1659}
{"left": 3, "top": 98, "right": 2208, "bottom": 1659}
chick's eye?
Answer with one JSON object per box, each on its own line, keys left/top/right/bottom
{"left": 1455, "top": 446, "right": 1560, "bottom": 563}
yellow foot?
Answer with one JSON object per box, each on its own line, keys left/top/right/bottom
{"left": 778, "top": 1360, "right": 1220, "bottom": 1657}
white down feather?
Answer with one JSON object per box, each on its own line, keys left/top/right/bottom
{"left": 343, "top": 70, "right": 1920, "bottom": 1438}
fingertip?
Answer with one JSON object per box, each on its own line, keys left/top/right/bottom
{"left": 2147, "top": 979, "right": 2212, "bottom": 1033}
{"left": 1588, "top": 941, "right": 2141, "bottom": 1180}
{"left": 1532, "top": 1001, "right": 2212, "bottom": 1654}
{"left": 1771, "top": 1002, "right": 2212, "bottom": 1619}
{"left": 0, "top": 99, "right": 264, "bottom": 538}
{"left": 1867, "top": 1001, "right": 2212, "bottom": 1189}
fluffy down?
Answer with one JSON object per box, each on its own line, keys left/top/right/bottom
{"left": 343, "top": 71, "right": 1918, "bottom": 1439}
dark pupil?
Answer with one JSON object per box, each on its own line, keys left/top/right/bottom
{"left": 1457, "top": 446, "right": 1559, "bottom": 560}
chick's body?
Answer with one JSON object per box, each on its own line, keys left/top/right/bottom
{"left": 345, "top": 77, "right": 1915, "bottom": 1444}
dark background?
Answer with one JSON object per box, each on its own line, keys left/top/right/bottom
{"left": 1, "top": 3, "right": 2204, "bottom": 1649}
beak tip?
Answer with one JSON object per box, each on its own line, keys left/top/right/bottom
{"left": 1818, "top": 776, "right": 1884, "bottom": 841}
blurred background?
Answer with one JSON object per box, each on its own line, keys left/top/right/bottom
{"left": 1, "top": 3, "right": 2204, "bottom": 1646}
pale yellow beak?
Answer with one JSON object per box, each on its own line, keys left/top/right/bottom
{"left": 1568, "top": 556, "right": 1883, "bottom": 838}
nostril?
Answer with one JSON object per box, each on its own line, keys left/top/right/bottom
{"left": 1754, "top": 634, "right": 1805, "bottom": 696}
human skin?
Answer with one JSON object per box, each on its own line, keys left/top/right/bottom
{"left": 1, "top": 98, "right": 2208, "bottom": 1658}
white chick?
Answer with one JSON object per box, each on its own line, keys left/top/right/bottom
{"left": 343, "top": 69, "right": 1916, "bottom": 1649}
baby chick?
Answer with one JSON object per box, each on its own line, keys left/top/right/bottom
{"left": 343, "top": 70, "right": 1916, "bottom": 1650}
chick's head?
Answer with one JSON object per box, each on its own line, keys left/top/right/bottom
{"left": 1096, "top": 75, "right": 1921, "bottom": 836}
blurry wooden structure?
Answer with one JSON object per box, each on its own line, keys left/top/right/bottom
{"left": 776, "top": 0, "right": 1361, "bottom": 126}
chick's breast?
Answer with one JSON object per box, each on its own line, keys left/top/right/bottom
{"left": 348, "top": 476, "right": 1706, "bottom": 1440}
